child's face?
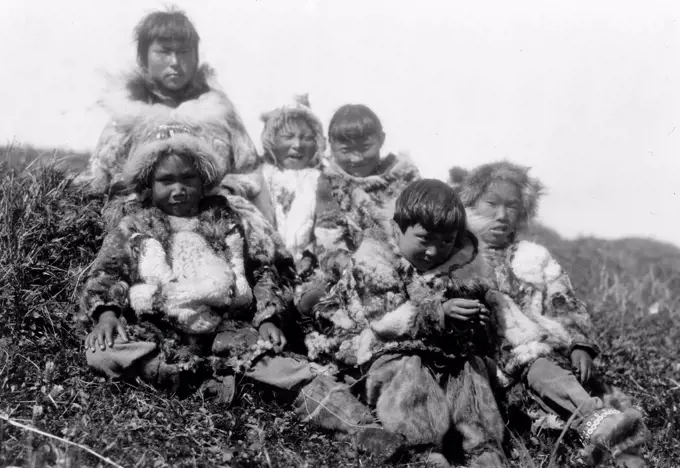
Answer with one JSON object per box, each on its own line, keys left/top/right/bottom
{"left": 330, "top": 131, "right": 385, "bottom": 177}
{"left": 395, "top": 222, "right": 457, "bottom": 272}
{"left": 473, "top": 180, "right": 521, "bottom": 247}
{"left": 272, "top": 119, "right": 317, "bottom": 170}
{"left": 151, "top": 153, "right": 203, "bottom": 217}
{"left": 147, "top": 39, "right": 198, "bottom": 92}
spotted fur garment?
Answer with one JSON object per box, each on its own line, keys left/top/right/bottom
{"left": 296, "top": 153, "right": 419, "bottom": 301}
{"left": 305, "top": 226, "right": 494, "bottom": 368}
{"left": 79, "top": 194, "right": 295, "bottom": 335}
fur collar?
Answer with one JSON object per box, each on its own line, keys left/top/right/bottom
{"left": 98, "top": 64, "right": 234, "bottom": 123}
{"left": 420, "top": 231, "right": 493, "bottom": 298}
{"left": 323, "top": 153, "right": 420, "bottom": 191}
{"left": 358, "top": 226, "right": 491, "bottom": 297}
{"left": 103, "top": 64, "right": 217, "bottom": 108}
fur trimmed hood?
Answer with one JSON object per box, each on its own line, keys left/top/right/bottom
{"left": 121, "top": 122, "right": 226, "bottom": 190}
{"left": 260, "top": 94, "right": 327, "bottom": 168}
{"left": 450, "top": 161, "right": 544, "bottom": 227}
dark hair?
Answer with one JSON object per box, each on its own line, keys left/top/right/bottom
{"left": 393, "top": 179, "right": 467, "bottom": 235}
{"left": 328, "top": 104, "right": 383, "bottom": 143}
{"left": 134, "top": 8, "right": 200, "bottom": 66}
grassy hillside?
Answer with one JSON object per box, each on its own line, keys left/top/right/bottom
{"left": 1, "top": 145, "right": 679, "bottom": 467}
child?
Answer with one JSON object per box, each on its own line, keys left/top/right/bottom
{"left": 259, "top": 94, "right": 325, "bottom": 266}
{"left": 304, "top": 179, "right": 507, "bottom": 468}
{"left": 455, "top": 161, "right": 648, "bottom": 467}
{"left": 297, "top": 103, "right": 420, "bottom": 313}
{"left": 79, "top": 106, "right": 303, "bottom": 394}
{"left": 77, "top": 8, "right": 275, "bottom": 225}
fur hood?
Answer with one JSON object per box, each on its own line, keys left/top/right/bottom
{"left": 451, "top": 161, "right": 544, "bottom": 228}
{"left": 260, "top": 94, "right": 326, "bottom": 168}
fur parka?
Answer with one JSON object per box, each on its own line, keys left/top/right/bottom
{"left": 80, "top": 194, "right": 295, "bottom": 336}
{"left": 296, "top": 153, "right": 420, "bottom": 302}
{"left": 304, "top": 226, "right": 492, "bottom": 367}
{"left": 80, "top": 64, "right": 267, "bottom": 206}
{"left": 258, "top": 95, "right": 326, "bottom": 262}
{"left": 466, "top": 210, "right": 599, "bottom": 382}
{"left": 262, "top": 163, "right": 320, "bottom": 262}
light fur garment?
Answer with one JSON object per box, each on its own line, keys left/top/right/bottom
{"left": 465, "top": 210, "right": 599, "bottom": 382}
{"left": 80, "top": 194, "right": 295, "bottom": 335}
{"left": 128, "top": 216, "right": 252, "bottom": 334}
{"left": 262, "top": 163, "right": 320, "bottom": 262}
{"left": 79, "top": 64, "right": 263, "bottom": 199}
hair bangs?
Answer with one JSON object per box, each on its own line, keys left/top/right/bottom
{"left": 328, "top": 104, "right": 383, "bottom": 143}
{"left": 394, "top": 179, "right": 467, "bottom": 235}
{"left": 135, "top": 9, "right": 200, "bottom": 65}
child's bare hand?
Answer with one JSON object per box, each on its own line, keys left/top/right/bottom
{"left": 443, "top": 298, "right": 490, "bottom": 324}
{"left": 570, "top": 348, "right": 594, "bottom": 383}
{"left": 85, "top": 310, "right": 129, "bottom": 352}
{"left": 258, "top": 322, "right": 287, "bottom": 353}
{"left": 297, "top": 257, "right": 313, "bottom": 276}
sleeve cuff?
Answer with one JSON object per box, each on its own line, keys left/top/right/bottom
{"left": 570, "top": 342, "right": 600, "bottom": 358}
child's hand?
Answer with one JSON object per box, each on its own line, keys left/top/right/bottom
{"left": 258, "top": 322, "right": 287, "bottom": 353}
{"left": 570, "top": 348, "right": 594, "bottom": 383}
{"left": 297, "top": 257, "right": 314, "bottom": 279}
{"left": 85, "top": 310, "right": 129, "bottom": 352}
{"left": 443, "top": 298, "right": 490, "bottom": 324}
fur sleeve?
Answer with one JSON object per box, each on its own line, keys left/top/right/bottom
{"left": 228, "top": 195, "right": 295, "bottom": 327}
{"left": 86, "top": 119, "right": 133, "bottom": 193}
{"left": 220, "top": 169, "right": 276, "bottom": 226}
{"left": 513, "top": 241, "right": 600, "bottom": 356}
{"left": 79, "top": 218, "right": 135, "bottom": 322}
{"left": 314, "top": 234, "right": 445, "bottom": 342}
{"left": 311, "top": 174, "right": 354, "bottom": 277}
{"left": 223, "top": 101, "right": 261, "bottom": 175}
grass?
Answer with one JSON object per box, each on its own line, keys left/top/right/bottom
{"left": 1, "top": 144, "right": 679, "bottom": 467}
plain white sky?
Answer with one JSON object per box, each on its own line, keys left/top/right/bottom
{"left": 1, "top": 0, "right": 679, "bottom": 246}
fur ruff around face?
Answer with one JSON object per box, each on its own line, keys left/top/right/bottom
{"left": 452, "top": 161, "right": 544, "bottom": 228}
{"left": 260, "top": 94, "right": 327, "bottom": 168}
{"left": 122, "top": 126, "right": 226, "bottom": 190}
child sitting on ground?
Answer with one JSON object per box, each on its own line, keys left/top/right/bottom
{"left": 296, "top": 103, "right": 420, "bottom": 314}
{"left": 80, "top": 105, "right": 319, "bottom": 398}
{"left": 302, "top": 179, "right": 507, "bottom": 468}
{"left": 454, "top": 161, "right": 648, "bottom": 467}
{"left": 259, "top": 94, "right": 325, "bottom": 266}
